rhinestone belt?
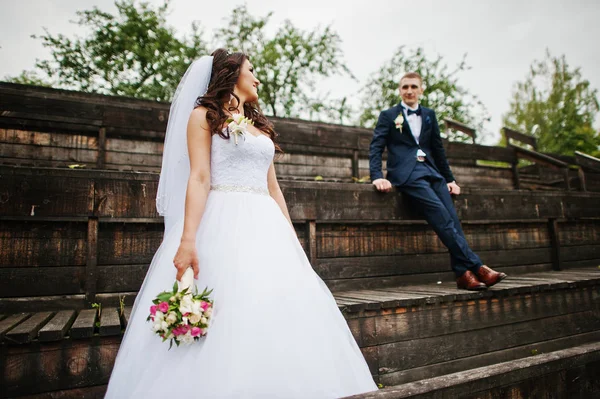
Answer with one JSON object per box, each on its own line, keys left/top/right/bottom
{"left": 210, "top": 184, "right": 270, "bottom": 196}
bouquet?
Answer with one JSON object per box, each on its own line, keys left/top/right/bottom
{"left": 147, "top": 268, "right": 214, "bottom": 349}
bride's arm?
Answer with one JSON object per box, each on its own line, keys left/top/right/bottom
{"left": 267, "top": 162, "right": 293, "bottom": 228}
{"left": 173, "top": 107, "right": 212, "bottom": 280}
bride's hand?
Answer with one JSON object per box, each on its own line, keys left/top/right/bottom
{"left": 173, "top": 240, "right": 200, "bottom": 281}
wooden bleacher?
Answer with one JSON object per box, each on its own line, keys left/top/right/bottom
{"left": 0, "top": 82, "right": 599, "bottom": 398}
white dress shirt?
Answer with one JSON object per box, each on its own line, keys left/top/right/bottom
{"left": 401, "top": 101, "right": 422, "bottom": 144}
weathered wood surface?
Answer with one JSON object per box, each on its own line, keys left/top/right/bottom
{"left": 3, "top": 312, "right": 53, "bottom": 344}
{"left": 3, "top": 165, "right": 600, "bottom": 220}
{"left": 0, "top": 336, "right": 122, "bottom": 398}
{"left": 69, "top": 309, "right": 97, "bottom": 339}
{"left": 1, "top": 273, "right": 599, "bottom": 398}
{"left": 5, "top": 83, "right": 600, "bottom": 194}
{"left": 347, "top": 341, "right": 600, "bottom": 398}
{"left": 38, "top": 310, "right": 77, "bottom": 342}
{"left": 10, "top": 82, "right": 599, "bottom": 192}
{"left": 2, "top": 218, "right": 599, "bottom": 298}
{"left": 1, "top": 164, "right": 600, "bottom": 299}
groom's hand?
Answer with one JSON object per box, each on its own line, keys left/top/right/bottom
{"left": 447, "top": 181, "right": 461, "bottom": 195}
{"left": 373, "top": 178, "right": 393, "bottom": 193}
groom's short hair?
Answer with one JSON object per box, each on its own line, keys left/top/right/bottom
{"left": 399, "top": 72, "right": 423, "bottom": 86}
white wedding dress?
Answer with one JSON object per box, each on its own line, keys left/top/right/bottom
{"left": 105, "top": 130, "right": 378, "bottom": 398}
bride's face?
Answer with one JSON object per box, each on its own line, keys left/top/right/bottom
{"left": 235, "top": 59, "right": 260, "bottom": 103}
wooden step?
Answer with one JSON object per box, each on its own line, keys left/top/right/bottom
{"left": 333, "top": 268, "right": 600, "bottom": 313}
{"left": 1, "top": 269, "right": 599, "bottom": 398}
{"left": 345, "top": 341, "right": 600, "bottom": 398}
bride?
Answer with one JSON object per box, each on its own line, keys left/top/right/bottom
{"left": 104, "top": 48, "right": 378, "bottom": 398}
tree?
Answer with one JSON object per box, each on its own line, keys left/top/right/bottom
{"left": 214, "top": 4, "right": 352, "bottom": 118}
{"left": 358, "top": 46, "right": 489, "bottom": 142}
{"left": 6, "top": 0, "right": 208, "bottom": 102}
{"left": 503, "top": 50, "right": 600, "bottom": 156}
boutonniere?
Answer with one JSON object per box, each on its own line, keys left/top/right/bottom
{"left": 226, "top": 113, "right": 254, "bottom": 145}
{"left": 394, "top": 114, "right": 404, "bottom": 131}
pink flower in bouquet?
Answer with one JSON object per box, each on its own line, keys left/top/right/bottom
{"left": 201, "top": 301, "right": 210, "bottom": 311}
{"left": 158, "top": 301, "right": 169, "bottom": 313}
{"left": 150, "top": 305, "right": 158, "bottom": 316}
{"left": 191, "top": 327, "right": 202, "bottom": 337}
{"left": 172, "top": 326, "right": 184, "bottom": 336}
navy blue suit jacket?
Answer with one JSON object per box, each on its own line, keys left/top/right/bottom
{"left": 369, "top": 103, "right": 455, "bottom": 186}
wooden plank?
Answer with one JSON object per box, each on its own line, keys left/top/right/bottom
{"left": 96, "top": 127, "right": 106, "bottom": 168}
{"left": 559, "top": 220, "right": 600, "bottom": 246}
{"left": 0, "top": 91, "right": 104, "bottom": 121}
{"left": 315, "top": 247, "right": 552, "bottom": 280}
{"left": 0, "top": 220, "right": 87, "bottom": 267}
{"left": 69, "top": 309, "right": 97, "bottom": 339}
{"left": 38, "top": 310, "right": 77, "bottom": 342}
{"left": 514, "top": 146, "right": 569, "bottom": 169}
{"left": 444, "top": 118, "right": 476, "bottom": 141}
{"left": 307, "top": 221, "right": 317, "bottom": 266}
{"left": 276, "top": 152, "right": 353, "bottom": 168}
{"left": 0, "top": 128, "right": 98, "bottom": 149}
{"left": 104, "top": 150, "right": 162, "bottom": 167}
{"left": 504, "top": 127, "right": 537, "bottom": 149}
{"left": 105, "top": 137, "right": 163, "bottom": 154}
{"left": 97, "top": 223, "right": 163, "bottom": 265}
{"left": 0, "top": 335, "right": 120, "bottom": 398}
{"left": 3, "top": 165, "right": 600, "bottom": 221}
{"left": 360, "top": 287, "right": 598, "bottom": 347}
{"left": 96, "top": 264, "right": 148, "bottom": 292}
{"left": 0, "top": 171, "right": 94, "bottom": 217}
{"left": 94, "top": 179, "right": 160, "bottom": 218}
{"left": 85, "top": 217, "right": 99, "bottom": 303}
{"left": 561, "top": 245, "right": 600, "bottom": 262}
{"left": 4, "top": 311, "right": 54, "bottom": 344}
{"left": 275, "top": 163, "right": 352, "bottom": 179}
{"left": 376, "top": 309, "right": 600, "bottom": 373}
{"left": 0, "top": 267, "right": 85, "bottom": 297}
{"left": 548, "top": 218, "right": 561, "bottom": 271}
{"left": 99, "top": 307, "right": 122, "bottom": 336}
{"left": 0, "top": 142, "right": 98, "bottom": 164}
{"left": 379, "top": 332, "right": 600, "bottom": 387}
{"left": 0, "top": 313, "right": 30, "bottom": 338}
{"left": 575, "top": 151, "right": 600, "bottom": 173}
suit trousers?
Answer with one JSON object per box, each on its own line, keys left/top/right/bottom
{"left": 397, "top": 162, "right": 482, "bottom": 277}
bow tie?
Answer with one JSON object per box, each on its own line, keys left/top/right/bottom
{"left": 405, "top": 107, "right": 422, "bottom": 116}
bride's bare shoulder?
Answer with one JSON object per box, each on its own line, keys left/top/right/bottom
{"left": 189, "top": 106, "right": 210, "bottom": 132}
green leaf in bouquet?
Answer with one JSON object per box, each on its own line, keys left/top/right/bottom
{"left": 157, "top": 292, "right": 172, "bottom": 302}
{"left": 173, "top": 281, "right": 178, "bottom": 292}
{"left": 169, "top": 339, "right": 173, "bottom": 350}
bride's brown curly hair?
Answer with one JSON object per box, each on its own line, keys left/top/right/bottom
{"left": 195, "top": 48, "right": 280, "bottom": 152}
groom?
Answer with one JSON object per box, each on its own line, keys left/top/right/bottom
{"left": 369, "top": 72, "right": 507, "bottom": 291}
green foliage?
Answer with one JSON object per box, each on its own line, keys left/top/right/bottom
{"left": 7, "top": 0, "right": 207, "bottom": 101}
{"left": 5, "top": 70, "right": 51, "bottom": 87}
{"left": 502, "top": 50, "right": 600, "bottom": 157}
{"left": 118, "top": 295, "right": 126, "bottom": 317}
{"left": 357, "top": 46, "right": 489, "bottom": 142}
{"left": 215, "top": 4, "right": 352, "bottom": 118}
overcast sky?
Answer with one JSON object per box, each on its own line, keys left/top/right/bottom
{"left": 1, "top": 0, "right": 599, "bottom": 143}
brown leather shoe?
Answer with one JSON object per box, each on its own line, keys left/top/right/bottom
{"left": 456, "top": 271, "right": 487, "bottom": 291}
{"left": 475, "top": 265, "right": 507, "bottom": 287}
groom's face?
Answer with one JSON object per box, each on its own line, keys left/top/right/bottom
{"left": 399, "top": 78, "right": 423, "bottom": 108}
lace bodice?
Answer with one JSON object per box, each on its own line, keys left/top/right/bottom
{"left": 210, "top": 131, "right": 275, "bottom": 190}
